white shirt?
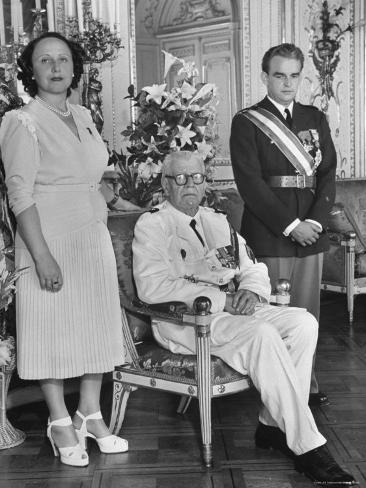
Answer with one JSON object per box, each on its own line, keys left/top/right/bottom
{"left": 267, "top": 96, "right": 294, "bottom": 121}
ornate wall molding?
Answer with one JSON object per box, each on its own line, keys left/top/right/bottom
{"left": 241, "top": 0, "right": 283, "bottom": 105}
{"left": 55, "top": 0, "right": 65, "bottom": 34}
{"left": 241, "top": 0, "right": 251, "bottom": 108}
{"left": 210, "top": 157, "right": 236, "bottom": 188}
{"left": 353, "top": 0, "right": 365, "bottom": 176}
{"left": 171, "top": 0, "right": 228, "bottom": 25}
{"left": 299, "top": 0, "right": 359, "bottom": 178}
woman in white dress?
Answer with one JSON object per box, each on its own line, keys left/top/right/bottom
{"left": 0, "top": 32, "right": 128, "bottom": 466}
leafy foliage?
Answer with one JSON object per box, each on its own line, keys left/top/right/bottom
{"left": 109, "top": 52, "right": 218, "bottom": 207}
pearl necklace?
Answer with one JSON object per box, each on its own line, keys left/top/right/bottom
{"left": 35, "top": 95, "right": 71, "bottom": 117}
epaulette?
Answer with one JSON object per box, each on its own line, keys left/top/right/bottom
{"left": 297, "top": 102, "right": 319, "bottom": 111}
{"left": 150, "top": 207, "right": 159, "bottom": 213}
{"left": 236, "top": 107, "right": 251, "bottom": 116}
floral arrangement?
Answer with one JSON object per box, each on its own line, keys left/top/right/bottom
{"left": 0, "top": 335, "right": 14, "bottom": 367}
{"left": 0, "top": 257, "right": 26, "bottom": 367}
{"left": 109, "top": 50, "right": 218, "bottom": 207}
{"left": 0, "top": 74, "right": 26, "bottom": 368}
{"left": 0, "top": 259, "right": 25, "bottom": 312}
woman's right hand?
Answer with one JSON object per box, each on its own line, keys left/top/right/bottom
{"left": 14, "top": 206, "right": 64, "bottom": 292}
{"left": 35, "top": 253, "right": 63, "bottom": 292}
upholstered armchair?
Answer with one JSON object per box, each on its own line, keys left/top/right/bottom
{"left": 321, "top": 179, "right": 366, "bottom": 324}
{"left": 107, "top": 209, "right": 290, "bottom": 467}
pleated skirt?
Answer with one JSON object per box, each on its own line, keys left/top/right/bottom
{"left": 14, "top": 220, "right": 125, "bottom": 379}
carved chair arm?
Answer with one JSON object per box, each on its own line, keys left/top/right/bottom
{"left": 120, "top": 292, "right": 212, "bottom": 330}
{"left": 125, "top": 279, "right": 290, "bottom": 329}
{"left": 341, "top": 230, "right": 356, "bottom": 248}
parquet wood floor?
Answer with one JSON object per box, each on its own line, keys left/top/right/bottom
{"left": 1, "top": 292, "right": 365, "bottom": 488}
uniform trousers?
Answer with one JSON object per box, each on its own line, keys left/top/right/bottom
{"left": 258, "top": 253, "right": 323, "bottom": 393}
{"left": 153, "top": 304, "right": 326, "bottom": 455}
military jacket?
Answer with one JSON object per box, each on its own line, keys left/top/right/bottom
{"left": 132, "top": 201, "right": 271, "bottom": 314}
{"left": 230, "top": 96, "right": 337, "bottom": 257}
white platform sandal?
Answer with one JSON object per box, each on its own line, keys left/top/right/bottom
{"left": 47, "top": 416, "right": 89, "bottom": 467}
{"left": 74, "top": 410, "right": 129, "bottom": 454}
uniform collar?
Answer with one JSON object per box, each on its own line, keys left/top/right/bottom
{"left": 165, "top": 202, "right": 207, "bottom": 248}
{"left": 166, "top": 201, "right": 201, "bottom": 224}
{"left": 267, "top": 96, "right": 294, "bottom": 118}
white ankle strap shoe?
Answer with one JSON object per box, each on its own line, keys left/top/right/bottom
{"left": 74, "top": 410, "right": 128, "bottom": 454}
{"left": 47, "top": 416, "right": 89, "bottom": 467}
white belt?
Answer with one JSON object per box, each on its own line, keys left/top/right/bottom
{"left": 33, "top": 183, "right": 101, "bottom": 193}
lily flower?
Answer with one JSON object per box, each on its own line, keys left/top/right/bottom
{"left": 175, "top": 123, "right": 196, "bottom": 146}
{"left": 161, "top": 89, "right": 183, "bottom": 109}
{"left": 189, "top": 83, "right": 216, "bottom": 105}
{"left": 177, "top": 60, "right": 199, "bottom": 79}
{"left": 181, "top": 81, "right": 196, "bottom": 100}
{"left": 195, "top": 140, "right": 213, "bottom": 160}
{"left": 155, "top": 121, "right": 170, "bottom": 136}
{"left": 138, "top": 158, "right": 163, "bottom": 182}
{"left": 142, "top": 83, "right": 167, "bottom": 104}
{"left": 142, "top": 136, "right": 163, "bottom": 154}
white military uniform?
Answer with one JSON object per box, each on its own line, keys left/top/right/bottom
{"left": 133, "top": 201, "right": 326, "bottom": 454}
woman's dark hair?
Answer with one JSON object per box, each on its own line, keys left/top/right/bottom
{"left": 261, "top": 43, "right": 304, "bottom": 74}
{"left": 17, "top": 32, "right": 85, "bottom": 98}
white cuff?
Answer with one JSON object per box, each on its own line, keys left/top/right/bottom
{"left": 305, "top": 219, "right": 323, "bottom": 232}
{"left": 283, "top": 218, "right": 301, "bottom": 236}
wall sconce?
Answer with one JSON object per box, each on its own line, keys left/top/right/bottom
{"left": 307, "top": 0, "right": 364, "bottom": 115}
{"left": 65, "top": 0, "right": 122, "bottom": 133}
{"left": 31, "top": 7, "right": 46, "bottom": 39}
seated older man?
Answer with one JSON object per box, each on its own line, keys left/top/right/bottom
{"left": 132, "top": 151, "right": 356, "bottom": 486}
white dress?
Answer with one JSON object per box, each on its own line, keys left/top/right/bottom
{"left": 0, "top": 99, "right": 124, "bottom": 379}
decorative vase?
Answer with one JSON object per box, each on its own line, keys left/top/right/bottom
{"left": 0, "top": 336, "right": 26, "bottom": 449}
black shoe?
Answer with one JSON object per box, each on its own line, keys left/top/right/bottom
{"left": 255, "top": 422, "right": 295, "bottom": 459}
{"left": 295, "top": 444, "right": 357, "bottom": 485}
{"left": 309, "top": 391, "right": 330, "bottom": 407}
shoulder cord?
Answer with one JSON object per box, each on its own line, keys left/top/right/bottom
{"left": 228, "top": 219, "right": 240, "bottom": 267}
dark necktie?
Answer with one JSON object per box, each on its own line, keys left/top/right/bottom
{"left": 284, "top": 108, "right": 292, "bottom": 128}
{"left": 190, "top": 219, "right": 205, "bottom": 247}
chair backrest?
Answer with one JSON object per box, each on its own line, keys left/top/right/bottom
{"left": 107, "top": 210, "right": 153, "bottom": 343}
{"left": 214, "top": 188, "right": 244, "bottom": 233}
{"left": 332, "top": 179, "right": 366, "bottom": 244}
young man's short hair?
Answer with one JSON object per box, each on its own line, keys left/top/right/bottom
{"left": 261, "top": 43, "right": 305, "bottom": 73}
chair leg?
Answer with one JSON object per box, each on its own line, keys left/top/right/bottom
{"left": 195, "top": 322, "right": 212, "bottom": 467}
{"left": 344, "top": 235, "right": 356, "bottom": 325}
{"left": 109, "top": 381, "right": 134, "bottom": 435}
{"left": 346, "top": 288, "right": 354, "bottom": 325}
{"left": 177, "top": 395, "right": 192, "bottom": 414}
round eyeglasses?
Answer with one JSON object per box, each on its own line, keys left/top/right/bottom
{"left": 165, "top": 173, "right": 206, "bottom": 186}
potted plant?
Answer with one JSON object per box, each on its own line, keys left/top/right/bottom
{"left": 104, "top": 51, "right": 219, "bottom": 208}
{"left": 0, "top": 242, "right": 27, "bottom": 449}
{"left": 0, "top": 68, "right": 27, "bottom": 449}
